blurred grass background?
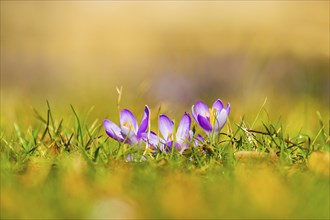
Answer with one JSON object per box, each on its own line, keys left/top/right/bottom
{"left": 1, "top": 1, "right": 329, "bottom": 132}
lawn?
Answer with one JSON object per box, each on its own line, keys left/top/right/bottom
{"left": 1, "top": 97, "right": 329, "bottom": 219}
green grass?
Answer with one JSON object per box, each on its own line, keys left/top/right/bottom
{"left": 1, "top": 101, "right": 329, "bottom": 219}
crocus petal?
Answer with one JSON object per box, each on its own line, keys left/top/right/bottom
{"left": 149, "top": 131, "right": 163, "bottom": 147}
{"left": 120, "top": 109, "right": 138, "bottom": 133}
{"left": 214, "top": 109, "right": 228, "bottom": 132}
{"left": 176, "top": 113, "right": 191, "bottom": 146}
{"left": 141, "top": 131, "right": 164, "bottom": 150}
{"left": 193, "top": 101, "right": 210, "bottom": 118}
{"left": 226, "top": 103, "right": 231, "bottom": 115}
{"left": 197, "top": 115, "right": 213, "bottom": 133}
{"left": 191, "top": 105, "right": 198, "bottom": 123}
{"left": 212, "top": 99, "right": 224, "bottom": 112}
{"left": 121, "top": 126, "right": 139, "bottom": 145}
{"left": 137, "top": 105, "right": 150, "bottom": 138}
{"left": 159, "top": 114, "right": 174, "bottom": 140}
{"left": 104, "top": 119, "right": 124, "bottom": 141}
{"left": 193, "top": 134, "right": 205, "bottom": 146}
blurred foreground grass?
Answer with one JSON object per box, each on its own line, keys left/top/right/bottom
{"left": 1, "top": 154, "right": 329, "bottom": 219}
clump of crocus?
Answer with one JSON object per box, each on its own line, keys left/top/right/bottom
{"left": 103, "top": 98, "right": 231, "bottom": 158}
{"left": 191, "top": 99, "right": 230, "bottom": 135}
{"left": 103, "top": 105, "right": 150, "bottom": 146}
{"left": 158, "top": 113, "right": 191, "bottom": 153}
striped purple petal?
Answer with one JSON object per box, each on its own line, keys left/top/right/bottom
{"left": 214, "top": 109, "right": 228, "bottom": 132}
{"left": 192, "top": 101, "right": 210, "bottom": 120}
{"left": 212, "top": 99, "right": 224, "bottom": 113}
{"left": 104, "top": 119, "right": 124, "bottom": 142}
{"left": 159, "top": 114, "right": 174, "bottom": 140}
{"left": 226, "top": 103, "right": 231, "bottom": 115}
{"left": 121, "top": 126, "right": 139, "bottom": 145}
{"left": 120, "top": 109, "right": 138, "bottom": 134}
{"left": 137, "top": 105, "right": 150, "bottom": 138}
{"left": 191, "top": 105, "right": 198, "bottom": 123}
{"left": 197, "top": 115, "right": 213, "bottom": 133}
{"left": 176, "top": 113, "right": 191, "bottom": 146}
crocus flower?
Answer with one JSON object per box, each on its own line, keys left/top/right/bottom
{"left": 104, "top": 105, "right": 150, "bottom": 146}
{"left": 191, "top": 99, "right": 230, "bottom": 135}
{"left": 158, "top": 113, "right": 191, "bottom": 153}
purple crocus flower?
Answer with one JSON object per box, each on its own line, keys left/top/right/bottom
{"left": 103, "top": 105, "right": 150, "bottom": 146}
{"left": 191, "top": 99, "right": 230, "bottom": 135}
{"left": 158, "top": 113, "right": 191, "bottom": 153}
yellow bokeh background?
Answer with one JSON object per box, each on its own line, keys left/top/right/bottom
{"left": 1, "top": 1, "right": 329, "bottom": 133}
